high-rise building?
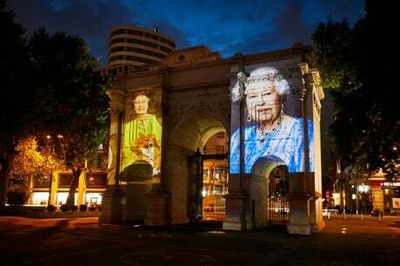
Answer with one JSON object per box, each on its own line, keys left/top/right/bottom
{"left": 108, "top": 25, "right": 175, "bottom": 69}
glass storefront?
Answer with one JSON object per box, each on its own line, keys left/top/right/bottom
{"left": 85, "top": 192, "right": 103, "bottom": 206}
{"left": 31, "top": 192, "right": 49, "bottom": 206}
{"left": 56, "top": 192, "right": 78, "bottom": 206}
{"left": 383, "top": 186, "right": 400, "bottom": 214}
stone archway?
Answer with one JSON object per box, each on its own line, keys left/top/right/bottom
{"left": 249, "top": 156, "right": 287, "bottom": 228}
{"left": 164, "top": 116, "right": 228, "bottom": 224}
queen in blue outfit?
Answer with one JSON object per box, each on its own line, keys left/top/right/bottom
{"left": 230, "top": 66, "right": 314, "bottom": 174}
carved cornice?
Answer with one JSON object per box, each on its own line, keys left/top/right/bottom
{"left": 170, "top": 80, "right": 230, "bottom": 93}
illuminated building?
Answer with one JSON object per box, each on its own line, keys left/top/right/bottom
{"left": 104, "top": 25, "right": 175, "bottom": 75}
{"left": 27, "top": 144, "right": 108, "bottom": 208}
{"left": 360, "top": 170, "right": 399, "bottom": 215}
{"left": 29, "top": 171, "right": 107, "bottom": 208}
{"left": 100, "top": 28, "right": 325, "bottom": 234}
{"left": 328, "top": 165, "right": 400, "bottom": 215}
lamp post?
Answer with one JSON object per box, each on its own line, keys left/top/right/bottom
{"left": 44, "top": 135, "right": 52, "bottom": 207}
{"left": 358, "top": 183, "right": 370, "bottom": 216}
{"left": 44, "top": 134, "right": 56, "bottom": 207}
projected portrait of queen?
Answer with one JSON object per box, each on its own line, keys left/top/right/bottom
{"left": 122, "top": 92, "right": 162, "bottom": 176}
{"left": 230, "top": 66, "right": 314, "bottom": 174}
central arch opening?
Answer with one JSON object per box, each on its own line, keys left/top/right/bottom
{"left": 167, "top": 116, "right": 228, "bottom": 224}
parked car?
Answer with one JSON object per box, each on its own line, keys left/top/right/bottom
{"left": 323, "top": 208, "right": 339, "bottom": 216}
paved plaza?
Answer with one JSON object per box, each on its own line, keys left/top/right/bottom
{"left": 0, "top": 215, "right": 399, "bottom": 265}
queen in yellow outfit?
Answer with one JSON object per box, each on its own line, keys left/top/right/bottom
{"left": 122, "top": 93, "right": 162, "bottom": 175}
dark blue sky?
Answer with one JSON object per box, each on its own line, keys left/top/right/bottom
{"left": 8, "top": 0, "right": 364, "bottom": 66}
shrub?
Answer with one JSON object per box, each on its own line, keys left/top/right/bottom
{"left": 7, "top": 190, "right": 29, "bottom": 206}
{"left": 88, "top": 206, "right": 96, "bottom": 211}
{"left": 60, "top": 204, "right": 78, "bottom": 212}
{"left": 60, "top": 204, "right": 69, "bottom": 212}
{"left": 47, "top": 204, "right": 57, "bottom": 212}
{"left": 79, "top": 204, "right": 88, "bottom": 212}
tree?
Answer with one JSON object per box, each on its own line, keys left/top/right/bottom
{"left": 311, "top": 0, "right": 399, "bottom": 177}
{"left": 0, "top": 0, "right": 31, "bottom": 209}
{"left": 8, "top": 137, "right": 48, "bottom": 206}
{"left": 9, "top": 137, "right": 44, "bottom": 184}
{"left": 29, "top": 29, "right": 111, "bottom": 209}
{"left": 0, "top": 3, "right": 111, "bottom": 210}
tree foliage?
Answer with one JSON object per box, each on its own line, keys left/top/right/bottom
{"left": 29, "top": 29, "right": 111, "bottom": 207}
{"left": 0, "top": 0, "right": 31, "bottom": 208}
{"left": 8, "top": 137, "right": 55, "bottom": 204}
{"left": 0, "top": 1, "right": 111, "bottom": 209}
{"left": 312, "top": 0, "right": 399, "bottom": 177}
{"left": 10, "top": 137, "right": 44, "bottom": 182}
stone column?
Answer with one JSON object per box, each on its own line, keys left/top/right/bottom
{"left": 99, "top": 108, "right": 124, "bottom": 224}
{"left": 223, "top": 189, "right": 248, "bottom": 230}
{"left": 223, "top": 60, "right": 248, "bottom": 231}
{"left": 77, "top": 171, "right": 85, "bottom": 205}
{"left": 287, "top": 64, "right": 325, "bottom": 235}
{"left": 145, "top": 82, "right": 171, "bottom": 226}
{"left": 287, "top": 172, "right": 313, "bottom": 235}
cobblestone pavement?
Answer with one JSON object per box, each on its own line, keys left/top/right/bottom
{"left": 0, "top": 215, "right": 399, "bottom": 265}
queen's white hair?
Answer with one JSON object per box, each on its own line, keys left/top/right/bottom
{"left": 231, "top": 66, "right": 289, "bottom": 102}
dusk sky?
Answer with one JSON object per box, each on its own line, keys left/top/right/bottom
{"left": 8, "top": 0, "right": 364, "bottom": 66}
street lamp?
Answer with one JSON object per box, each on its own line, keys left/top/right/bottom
{"left": 43, "top": 134, "right": 63, "bottom": 207}
{"left": 358, "top": 183, "right": 370, "bottom": 216}
{"left": 44, "top": 135, "right": 54, "bottom": 207}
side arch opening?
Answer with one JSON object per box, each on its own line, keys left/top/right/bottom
{"left": 250, "top": 156, "right": 289, "bottom": 227}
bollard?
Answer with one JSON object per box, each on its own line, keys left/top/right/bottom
{"left": 379, "top": 213, "right": 381, "bottom": 222}
{"left": 344, "top": 212, "right": 347, "bottom": 220}
{"left": 328, "top": 211, "right": 331, "bottom": 220}
{"left": 361, "top": 213, "right": 364, "bottom": 221}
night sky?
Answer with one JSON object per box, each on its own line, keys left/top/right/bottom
{"left": 8, "top": 0, "right": 364, "bottom": 66}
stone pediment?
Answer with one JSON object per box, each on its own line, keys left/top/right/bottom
{"left": 164, "top": 46, "right": 221, "bottom": 67}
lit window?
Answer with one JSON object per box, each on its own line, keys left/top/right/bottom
{"left": 31, "top": 192, "right": 49, "bottom": 206}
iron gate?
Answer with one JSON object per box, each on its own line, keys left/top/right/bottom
{"left": 267, "top": 179, "right": 289, "bottom": 225}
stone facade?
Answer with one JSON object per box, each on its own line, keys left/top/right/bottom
{"left": 100, "top": 45, "right": 325, "bottom": 234}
